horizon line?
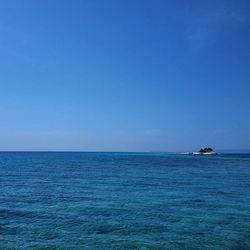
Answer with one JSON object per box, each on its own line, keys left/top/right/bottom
{"left": 0, "top": 150, "right": 249, "bottom": 153}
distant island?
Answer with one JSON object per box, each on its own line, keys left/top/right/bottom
{"left": 180, "top": 147, "right": 218, "bottom": 155}
{"left": 199, "top": 147, "right": 214, "bottom": 154}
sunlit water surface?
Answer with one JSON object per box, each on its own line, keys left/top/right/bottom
{"left": 0, "top": 152, "right": 250, "bottom": 249}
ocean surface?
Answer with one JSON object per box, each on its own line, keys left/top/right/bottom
{"left": 0, "top": 152, "right": 250, "bottom": 249}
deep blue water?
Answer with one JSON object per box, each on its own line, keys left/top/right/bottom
{"left": 0, "top": 152, "right": 250, "bottom": 249}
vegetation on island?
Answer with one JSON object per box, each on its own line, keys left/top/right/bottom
{"left": 199, "top": 147, "right": 213, "bottom": 153}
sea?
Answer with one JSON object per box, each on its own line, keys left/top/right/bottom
{"left": 0, "top": 152, "right": 249, "bottom": 249}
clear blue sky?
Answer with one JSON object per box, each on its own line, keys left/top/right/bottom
{"left": 0, "top": 0, "right": 249, "bottom": 151}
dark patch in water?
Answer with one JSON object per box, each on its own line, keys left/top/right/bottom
{"left": 0, "top": 225, "right": 23, "bottom": 235}
{"left": 229, "top": 242, "right": 250, "bottom": 250}
{"left": 182, "top": 199, "right": 204, "bottom": 205}
{"left": 0, "top": 208, "right": 54, "bottom": 220}
{"left": 95, "top": 226, "right": 112, "bottom": 234}
{"left": 211, "top": 190, "right": 234, "bottom": 197}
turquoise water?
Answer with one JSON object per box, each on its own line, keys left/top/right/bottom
{"left": 0, "top": 152, "right": 250, "bottom": 249}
